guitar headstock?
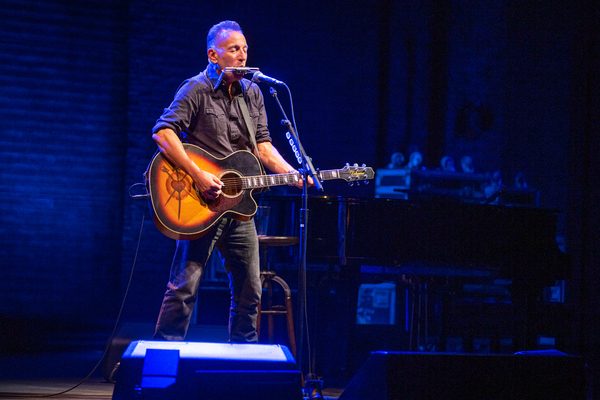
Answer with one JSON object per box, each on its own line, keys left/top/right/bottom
{"left": 339, "top": 163, "right": 375, "bottom": 184}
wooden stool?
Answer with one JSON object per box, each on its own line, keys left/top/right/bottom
{"left": 257, "top": 236, "right": 299, "bottom": 360}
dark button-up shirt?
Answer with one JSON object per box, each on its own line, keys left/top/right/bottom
{"left": 153, "top": 64, "right": 271, "bottom": 158}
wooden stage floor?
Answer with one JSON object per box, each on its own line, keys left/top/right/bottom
{"left": 0, "top": 380, "right": 343, "bottom": 400}
{"left": 0, "top": 379, "right": 114, "bottom": 400}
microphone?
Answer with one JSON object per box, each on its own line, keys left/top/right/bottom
{"left": 252, "top": 71, "right": 285, "bottom": 86}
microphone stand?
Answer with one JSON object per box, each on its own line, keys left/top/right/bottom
{"left": 269, "top": 86, "right": 323, "bottom": 382}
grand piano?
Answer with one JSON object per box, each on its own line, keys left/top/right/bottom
{"left": 258, "top": 194, "right": 571, "bottom": 375}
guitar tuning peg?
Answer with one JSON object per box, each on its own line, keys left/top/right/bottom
{"left": 348, "top": 181, "right": 354, "bottom": 186}
{"left": 345, "top": 163, "right": 350, "bottom": 167}
{"left": 364, "top": 180, "right": 369, "bottom": 185}
{"left": 362, "top": 163, "right": 366, "bottom": 168}
{"left": 353, "top": 163, "right": 358, "bottom": 167}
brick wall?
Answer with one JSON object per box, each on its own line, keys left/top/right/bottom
{"left": 0, "top": 0, "right": 128, "bottom": 321}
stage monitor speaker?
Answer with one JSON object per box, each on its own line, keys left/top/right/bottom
{"left": 339, "top": 351, "right": 586, "bottom": 400}
{"left": 102, "top": 323, "right": 229, "bottom": 382}
{"left": 112, "top": 340, "right": 303, "bottom": 400}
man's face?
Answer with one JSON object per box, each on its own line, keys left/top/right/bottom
{"left": 208, "top": 30, "right": 248, "bottom": 81}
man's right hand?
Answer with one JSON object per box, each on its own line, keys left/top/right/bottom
{"left": 194, "top": 170, "right": 224, "bottom": 201}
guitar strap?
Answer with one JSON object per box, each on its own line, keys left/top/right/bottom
{"left": 236, "top": 94, "right": 267, "bottom": 177}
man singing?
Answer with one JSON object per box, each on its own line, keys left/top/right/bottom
{"left": 151, "top": 20, "right": 309, "bottom": 343}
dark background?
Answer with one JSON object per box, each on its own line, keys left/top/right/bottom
{"left": 1, "top": 0, "right": 598, "bottom": 391}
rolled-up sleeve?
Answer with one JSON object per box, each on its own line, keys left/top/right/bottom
{"left": 152, "top": 79, "right": 201, "bottom": 135}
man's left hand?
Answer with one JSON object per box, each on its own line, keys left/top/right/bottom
{"left": 290, "top": 169, "right": 315, "bottom": 189}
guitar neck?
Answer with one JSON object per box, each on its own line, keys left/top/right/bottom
{"left": 242, "top": 172, "right": 299, "bottom": 189}
{"left": 315, "top": 169, "right": 344, "bottom": 181}
{"left": 242, "top": 170, "right": 344, "bottom": 190}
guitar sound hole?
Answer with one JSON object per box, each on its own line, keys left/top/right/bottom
{"left": 221, "top": 172, "right": 243, "bottom": 197}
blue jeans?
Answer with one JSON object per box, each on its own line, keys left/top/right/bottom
{"left": 154, "top": 218, "right": 261, "bottom": 343}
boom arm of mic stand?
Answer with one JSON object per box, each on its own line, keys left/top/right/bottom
{"left": 270, "top": 87, "right": 323, "bottom": 191}
{"left": 281, "top": 120, "right": 323, "bottom": 192}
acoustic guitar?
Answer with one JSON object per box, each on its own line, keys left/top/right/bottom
{"left": 147, "top": 143, "right": 374, "bottom": 240}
